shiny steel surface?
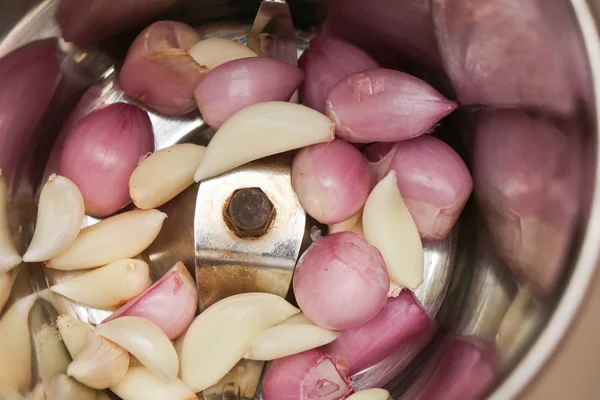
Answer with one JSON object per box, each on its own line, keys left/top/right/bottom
{"left": 247, "top": 0, "right": 297, "bottom": 64}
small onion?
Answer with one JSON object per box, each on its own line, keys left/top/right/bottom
{"left": 293, "top": 232, "right": 389, "bottom": 330}
{"left": 298, "top": 37, "right": 378, "bottom": 113}
{"left": 195, "top": 57, "right": 304, "bottom": 128}
{"left": 119, "top": 21, "right": 205, "bottom": 116}
{"left": 291, "top": 139, "right": 371, "bottom": 224}
{"left": 56, "top": 0, "right": 178, "bottom": 42}
{"left": 262, "top": 349, "right": 352, "bottom": 400}
{"left": 58, "top": 103, "right": 154, "bottom": 217}
{"left": 325, "top": 69, "right": 457, "bottom": 143}
{"left": 325, "top": 290, "right": 430, "bottom": 375}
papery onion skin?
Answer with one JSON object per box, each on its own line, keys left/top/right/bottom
{"left": 291, "top": 139, "right": 371, "bottom": 224}
{"left": 364, "top": 142, "right": 397, "bottom": 187}
{"left": 325, "top": 69, "right": 457, "bottom": 144}
{"left": 56, "top": 0, "right": 178, "bottom": 42}
{"left": 262, "top": 349, "right": 352, "bottom": 400}
{"left": 195, "top": 57, "right": 304, "bottom": 128}
{"left": 325, "top": 290, "right": 430, "bottom": 375}
{"left": 0, "top": 39, "right": 60, "bottom": 187}
{"left": 372, "top": 136, "right": 472, "bottom": 241}
{"left": 119, "top": 21, "right": 205, "bottom": 116}
{"left": 293, "top": 232, "right": 389, "bottom": 330}
{"left": 102, "top": 261, "right": 198, "bottom": 340}
{"left": 58, "top": 103, "right": 154, "bottom": 218}
{"left": 298, "top": 37, "right": 379, "bottom": 113}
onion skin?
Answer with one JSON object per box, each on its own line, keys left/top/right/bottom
{"left": 262, "top": 349, "right": 352, "bottom": 400}
{"left": 415, "top": 338, "right": 498, "bottom": 400}
{"left": 291, "top": 139, "right": 371, "bottom": 224}
{"left": 372, "top": 136, "right": 472, "bottom": 241}
{"left": 0, "top": 39, "right": 60, "bottom": 187}
{"left": 102, "top": 261, "right": 198, "bottom": 340}
{"left": 119, "top": 21, "right": 205, "bottom": 116}
{"left": 326, "top": 69, "right": 456, "bottom": 144}
{"left": 293, "top": 232, "right": 389, "bottom": 330}
{"left": 56, "top": 0, "right": 178, "bottom": 42}
{"left": 473, "top": 110, "right": 581, "bottom": 296}
{"left": 58, "top": 103, "right": 155, "bottom": 218}
{"left": 195, "top": 57, "right": 304, "bottom": 128}
{"left": 325, "top": 290, "right": 430, "bottom": 375}
{"left": 298, "top": 37, "right": 378, "bottom": 113}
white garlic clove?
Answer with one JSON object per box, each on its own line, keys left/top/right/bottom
{"left": 0, "top": 170, "right": 21, "bottom": 272}
{"left": 36, "top": 324, "right": 71, "bottom": 385}
{"left": 110, "top": 366, "right": 196, "bottom": 400}
{"left": 346, "top": 388, "right": 392, "bottom": 400}
{"left": 27, "top": 382, "right": 46, "bottom": 400}
{"left": 50, "top": 259, "right": 149, "bottom": 309}
{"left": 328, "top": 211, "right": 362, "bottom": 234}
{"left": 244, "top": 324, "right": 338, "bottom": 361}
{"left": 130, "top": 144, "right": 206, "bottom": 210}
{"left": 23, "top": 175, "right": 84, "bottom": 262}
{"left": 0, "top": 270, "right": 16, "bottom": 312}
{"left": 0, "top": 386, "right": 25, "bottom": 400}
{"left": 95, "top": 316, "right": 178, "bottom": 382}
{"left": 45, "top": 374, "right": 97, "bottom": 400}
{"left": 95, "top": 391, "right": 112, "bottom": 400}
{"left": 278, "top": 312, "right": 313, "bottom": 326}
{"left": 189, "top": 38, "right": 258, "bottom": 71}
{"left": 67, "top": 335, "right": 129, "bottom": 389}
{"left": 0, "top": 293, "right": 38, "bottom": 391}
{"left": 47, "top": 209, "right": 167, "bottom": 270}
{"left": 194, "top": 102, "right": 335, "bottom": 182}
{"left": 388, "top": 281, "right": 403, "bottom": 298}
{"left": 56, "top": 315, "right": 95, "bottom": 359}
{"left": 363, "top": 171, "right": 424, "bottom": 289}
{"left": 181, "top": 292, "right": 300, "bottom": 392}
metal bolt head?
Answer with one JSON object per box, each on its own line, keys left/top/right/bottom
{"left": 224, "top": 187, "right": 275, "bottom": 238}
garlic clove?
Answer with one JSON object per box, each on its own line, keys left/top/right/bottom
{"left": 0, "top": 386, "right": 25, "bottom": 400}
{"left": 363, "top": 171, "right": 424, "bottom": 289}
{"left": 67, "top": 335, "right": 129, "bottom": 389}
{"left": 36, "top": 325, "right": 71, "bottom": 385}
{"left": 28, "top": 382, "right": 46, "bottom": 400}
{"left": 346, "top": 388, "right": 392, "bottom": 400}
{"left": 23, "top": 174, "right": 84, "bottom": 262}
{"left": 50, "top": 259, "right": 149, "bottom": 309}
{"left": 0, "top": 270, "right": 16, "bottom": 312}
{"left": 95, "top": 316, "right": 178, "bottom": 382}
{"left": 189, "top": 38, "right": 258, "bottom": 71}
{"left": 45, "top": 374, "right": 96, "bottom": 400}
{"left": 181, "top": 292, "right": 300, "bottom": 392}
{"left": 244, "top": 324, "right": 338, "bottom": 361}
{"left": 95, "top": 391, "right": 111, "bottom": 400}
{"left": 278, "top": 312, "right": 313, "bottom": 326}
{"left": 0, "top": 171, "right": 21, "bottom": 272}
{"left": 0, "top": 293, "right": 38, "bottom": 391}
{"left": 56, "top": 315, "right": 95, "bottom": 359}
{"left": 47, "top": 209, "right": 167, "bottom": 270}
{"left": 129, "top": 144, "right": 206, "bottom": 210}
{"left": 194, "top": 102, "right": 335, "bottom": 182}
{"left": 110, "top": 366, "right": 196, "bottom": 400}
{"left": 388, "top": 281, "right": 403, "bottom": 298}
{"left": 328, "top": 211, "right": 361, "bottom": 234}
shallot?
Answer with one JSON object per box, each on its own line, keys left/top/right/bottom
{"left": 50, "top": 259, "right": 149, "bottom": 309}
{"left": 194, "top": 102, "right": 335, "bottom": 182}
{"left": 23, "top": 174, "right": 84, "bottom": 262}
{"left": 293, "top": 232, "right": 389, "bottom": 330}
{"left": 325, "top": 69, "right": 457, "bottom": 143}
{"left": 102, "top": 261, "right": 198, "bottom": 340}
{"left": 291, "top": 139, "right": 371, "bottom": 224}
{"left": 262, "top": 348, "right": 351, "bottom": 400}
{"left": 0, "top": 171, "right": 20, "bottom": 272}
{"left": 298, "top": 37, "right": 378, "bottom": 113}
{"left": 58, "top": 103, "right": 155, "bottom": 218}
{"left": 110, "top": 367, "right": 196, "bottom": 400}
{"left": 47, "top": 209, "right": 167, "bottom": 270}
{"left": 195, "top": 57, "right": 304, "bottom": 128}
{"left": 189, "top": 38, "right": 258, "bottom": 70}
{"left": 364, "top": 142, "right": 396, "bottom": 186}
{"left": 119, "top": 21, "right": 205, "bottom": 116}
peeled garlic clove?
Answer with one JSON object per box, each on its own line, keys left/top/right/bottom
{"left": 51, "top": 259, "right": 149, "bottom": 309}
{"left": 245, "top": 324, "right": 338, "bottom": 361}
{"left": 0, "top": 386, "right": 25, "bottom": 400}
{"left": 0, "top": 171, "right": 21, "bottom": 272}
{"left": 388, "top": 281, "right": 402, "bottom": 297}
{"left": 36, "top": 325, "right": 71, "bottom": 385}
{"left": 56, "top": 315, "right": 95, "bottom": 358}
{"left": 328, "top": 211, "right": 362, "bottom": 234}
{"left": 363, "top": 171, "right": 424, "bottom": 289}
{"left": 28, "top": 382, "right": 46, "bottom": 400}
{"left": 194, "top": 102, "right": 335, "bottom": 182}
{"left": 110, "top": 367, "right": 196, "bottom": 400}
{"left": 95, "top": 316, "right": 178, "bottom": 382}
{"left": 47, "top": 209, "right": 167, "bottom": 270}
{"left": 67, "top": 335, "right": 129, "bottom": 389}
{"left": 0, "top": 293, "right": 38, "bottom": 391}
{"left": 23, "top": 175, "right": 84, "bottom": 262}
{"left": 0, "top": 270, "right": 15, "bottom": 312}
{"left": 130, "top": 144, "right": 206, "bottom": 209}
{"left": 189, "top": 38, "right": 257, "bottom": 71}
{"left": 278, "top": 313, "right": 313, "bottom": 326}
{"left": 346, "top": 388, "right": 391, "bottom": 400}
{"left": 45, "top": 374, "right": 96, "bottom": 400}
{"left": 181, "top": 292, "right": 300, "bottom": 392}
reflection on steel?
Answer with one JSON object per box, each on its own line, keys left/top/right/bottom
{"left": 247, "top": 0, "right": 297, "bottom": 65}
